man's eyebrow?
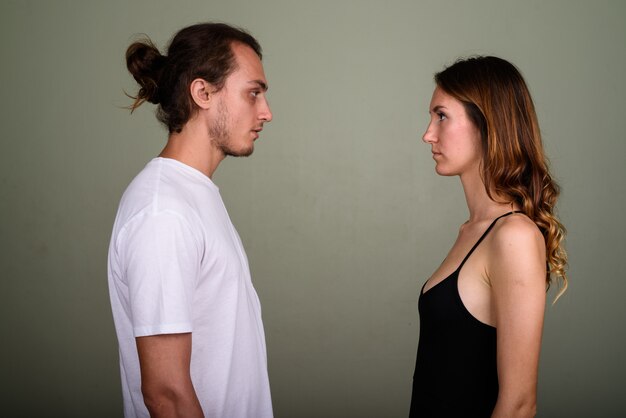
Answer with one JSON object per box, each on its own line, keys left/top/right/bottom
{"left": 249, "top": 80, "right": 268, "bottom": 91}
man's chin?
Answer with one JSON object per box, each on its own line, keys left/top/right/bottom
{"left": 226, "top": 146, "right": 254, "bottom": 158}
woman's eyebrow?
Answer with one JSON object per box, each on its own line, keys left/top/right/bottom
{"left": 431, "top": 105, "right": 447, "bottom": 113}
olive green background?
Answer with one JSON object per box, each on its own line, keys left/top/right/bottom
{"left": 1, "top": 1, "right": 625, "bottom": 417}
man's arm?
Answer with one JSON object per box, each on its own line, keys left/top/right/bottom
{"left": 136, "top": 333, "right": 204, "bottom": 418}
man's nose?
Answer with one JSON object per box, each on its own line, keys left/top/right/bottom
{"left": 259, "top": 99, "right": 272, "bottom": 122}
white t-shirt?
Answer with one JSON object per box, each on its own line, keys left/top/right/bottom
{"left": 108, "top": 157, "right": 273, "bottom": 418}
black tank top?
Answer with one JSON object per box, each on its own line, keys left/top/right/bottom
{"left": 409, "top": 211, "right": 520, "bottom": 417}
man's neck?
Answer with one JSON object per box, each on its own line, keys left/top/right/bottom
{"left": 159, "top": 118, "right": 225, "bottom": 178}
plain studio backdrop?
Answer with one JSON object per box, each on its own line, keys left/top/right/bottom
{"left": 1, "top": 1, "right": 625, "bottom": 417}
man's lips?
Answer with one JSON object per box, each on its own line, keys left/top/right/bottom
{"left": 252, "top": 127, "right": 263, "bottom": 139}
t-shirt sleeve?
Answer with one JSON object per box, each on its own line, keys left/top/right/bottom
{"left": 120, "top": 210, "right": 201, "bottom": 337}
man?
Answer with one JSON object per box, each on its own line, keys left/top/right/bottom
{"left": 108, "top": 23, "right": 273, "bottom": 418}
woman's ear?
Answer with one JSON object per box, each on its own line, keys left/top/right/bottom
{"left": 189, "top": 78, "right": 212, "bottom": 109}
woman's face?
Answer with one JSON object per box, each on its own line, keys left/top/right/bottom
{"left": 422, "top": 86, "right": 483, "bottom": 177}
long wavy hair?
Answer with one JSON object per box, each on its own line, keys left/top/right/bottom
{"left": 435, "top": 56, "right": 567, "bottom": 301}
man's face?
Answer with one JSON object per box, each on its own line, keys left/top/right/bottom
{"left": 208, "top": 42, "right": 273, "bottom": 157}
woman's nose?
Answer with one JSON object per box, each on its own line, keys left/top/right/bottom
{"left": 422, "top": 123, "right": 435, "bottom": 143}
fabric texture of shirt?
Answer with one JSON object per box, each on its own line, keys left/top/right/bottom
{"left": 108, "top": 157, "right": 273, "bottom": 418}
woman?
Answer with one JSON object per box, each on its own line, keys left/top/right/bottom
{"left": 409, "top": 56, "right": 567, "bottom": 417}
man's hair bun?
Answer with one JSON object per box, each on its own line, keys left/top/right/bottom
{"left": 126, "top": 39, "right": 166, "bottom": 108}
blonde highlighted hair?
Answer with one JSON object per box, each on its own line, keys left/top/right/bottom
{"left": 435, "top": 56, "right": 567, "bottom": 301}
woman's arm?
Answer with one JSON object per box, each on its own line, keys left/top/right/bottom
{"left": 488, "top": 216, "right": 547, "bottom": 418}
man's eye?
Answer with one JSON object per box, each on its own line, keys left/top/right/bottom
{"left": 250, "top": 91, "right": 259, "bottom": 98}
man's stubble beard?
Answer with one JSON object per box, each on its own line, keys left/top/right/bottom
{"left": 209, "top": 99, "right": 254, "bottom": 158}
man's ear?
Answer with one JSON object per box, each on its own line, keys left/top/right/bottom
{"left": 189, "top": 78, "right": 213, "bottom": 109}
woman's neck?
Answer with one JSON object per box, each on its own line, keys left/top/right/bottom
{"left": 460, "top": 169, "right": 517, "bottom": 223}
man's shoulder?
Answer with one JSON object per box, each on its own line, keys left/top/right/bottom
{"left": 115, "top": 158, "right": 227, "bottom": 235}
{"left": 122, "top": 158, "right": 212, "bottom": 207}
{"left": 114, "top": 162, "right": 186, "bottom": 229}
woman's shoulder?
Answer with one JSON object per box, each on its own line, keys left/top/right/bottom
{"left": 491, "top": 212, "right": 543, "bottom": 246}
{"left": 484, "top": 213, "right": 548, "bottom": 314}
{"left": 486, "top": 213, "right": 546, "bottom": 274}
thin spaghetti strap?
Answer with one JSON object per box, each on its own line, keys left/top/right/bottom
{"left": 457, "top": 211, "right": 522, "bottom": 270}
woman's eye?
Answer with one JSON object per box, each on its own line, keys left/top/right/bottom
{"left": 437, "top": 112, "right": 447, "bottom": 121}
{"left": 250, "top": 91, "right": 259, "bottom": 98}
